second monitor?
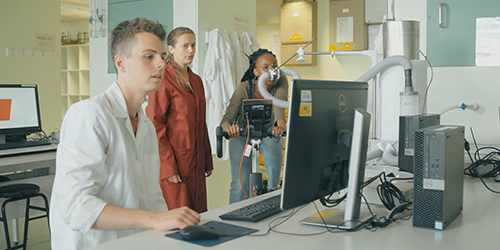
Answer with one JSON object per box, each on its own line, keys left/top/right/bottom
{"left": 281, "top": 79, "right": 372, "bottom": 230}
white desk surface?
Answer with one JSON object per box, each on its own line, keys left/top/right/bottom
{"left": 89, "top": 177, "right": 500, "bottom": 250}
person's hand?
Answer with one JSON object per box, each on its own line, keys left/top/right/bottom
{"left": 225, "top": 125, "right": 242, "bottom": 138}
{"left": 205, "top": 169, "right": 213, "bottom": 177}
{"left": 272, "top": 126, "right": 286, "bottom": 137}
{"left": 151, "top": 206, "right": 200, "bottom": 231}
{"left": 167, "top": 174, "right": 182, "bottom": 183}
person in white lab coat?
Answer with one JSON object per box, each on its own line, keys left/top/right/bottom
{"left": 50, "top": 18, "right": 200, "bottom": 250}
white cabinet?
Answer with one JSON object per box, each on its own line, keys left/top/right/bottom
{"left": 61, "top": 44, "right": 90, "bottom": 117}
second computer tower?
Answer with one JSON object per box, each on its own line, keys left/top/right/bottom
{"left": 413, "top": 125, "right": 464, "bottom": 230}
{"left": 398, "top": 114, "right": 440, "bottom": 173}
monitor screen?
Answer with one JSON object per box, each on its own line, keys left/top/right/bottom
{"left": 0, "top": 84, "right": 42, "bottom": 136}
{"left": 280, "top": 79, "right": 368, "bottom": 211}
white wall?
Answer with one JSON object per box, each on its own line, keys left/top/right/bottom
{"left": 397, "top": 0, "right": 500, "bottom": 146}
{"left": 0, "top": 0, "right": 62, "bottom": 133}
{"left": 195, "top": 0, "right": 256, "bottom": 211}
{"left": 256, "top": 0, "right": 500, "bottom": 146}
{"left": 196, "top": 0, "right": 256, "bottom": 78}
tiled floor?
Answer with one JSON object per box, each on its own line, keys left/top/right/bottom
{"left": 0, "top": 217, "right": 51, "bottom": 250}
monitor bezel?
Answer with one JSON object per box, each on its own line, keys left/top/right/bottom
{"left": 0, "top": 84, "right": 43, "bottom": 136}
{"left": 280, "top": 79, "right": 369, "bottom": 211}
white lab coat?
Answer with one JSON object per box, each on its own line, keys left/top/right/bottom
{"left": 238, "top": 32, "right": 253, "bottom": 72}
{"left": 50, "top": 83, "right": 168, "bottom": 250}
{"left": 203, "top": 29, "right": 235, "bottom": 159}
{"left": 231, "top": 31, "right": 245, "bottom": 83}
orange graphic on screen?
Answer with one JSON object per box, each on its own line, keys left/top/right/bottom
{"left": 0, "top": 99, "right": 12, "bottom": 121}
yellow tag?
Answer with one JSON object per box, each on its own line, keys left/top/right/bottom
{"left": 339, "top": 42, "right": 355, "bottom": 50}
{"left": 289, "top": 33, "right": 303, "bottom": 41}
{"left": 329, "top": 45, "right": 337, "bottom": 51}
{"left": 311, "top": 211, "right": 334, "bottom": 218}
{"left": 299, "top": 102, "right": 312, "bottom": 117}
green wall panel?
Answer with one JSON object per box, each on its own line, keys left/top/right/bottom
{"left": 108, "top": 0, "right": 173, "bottom": 73}
{"left": 427, "top": 0, "right": 500, "bottom": 67}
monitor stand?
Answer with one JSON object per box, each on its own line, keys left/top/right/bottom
{"left": 300, "top": 109, "right": 374, "bottom": 230}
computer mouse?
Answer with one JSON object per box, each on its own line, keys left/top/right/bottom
{"left": 179, "top": 225, "right": 222, "bottom": 241}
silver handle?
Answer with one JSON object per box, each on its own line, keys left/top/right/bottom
{"left": 439, "top": 3, "right": 445, "bottom": 29}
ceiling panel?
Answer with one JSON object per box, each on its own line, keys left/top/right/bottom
{"left": 61, "top": 0, "right": 89, "bottom": 22}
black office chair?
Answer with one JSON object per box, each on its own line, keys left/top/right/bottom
{"left": 0, "top": 183, "right": 50, "bottom": 250}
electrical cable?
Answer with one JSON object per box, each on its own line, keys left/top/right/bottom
{"left": 239, "top": 119, "right": 252, "bottom": 199}
{"left": 419, "top": 50, "right": 434, "bottom": 114}
{"left": 27, "top": 131, "right": 50, "bottom": 142}
{"left": 256, "top": 172, "right": 414, "bottom": 236}
{"left": 247, "top": 203, "right": 326, "bottom": 237}
{"left": 362, "top": 171, "right": 412, "bottom": 211}
{"left": 464, "top": 127, "right": 500, "bottom": 193}
{"left": 361, "top": 192, "right": 413, "bottom": 231}
{"left": 376, "top": 174, "right": 411, "bottom": 210}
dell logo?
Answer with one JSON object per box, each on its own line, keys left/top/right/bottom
{"left": 338, "top": 94, "right": 347, "bottom": 113}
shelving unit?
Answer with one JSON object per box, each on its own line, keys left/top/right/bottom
{"left": 61, "top": 44, "right": 90, "bottom": 117}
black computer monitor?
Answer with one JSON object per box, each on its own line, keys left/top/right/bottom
{"left": 280, "top": 79, "right": 372, "bottom": 230}
{"left": 0, "top": 84, "right": 42, "bottom": 144}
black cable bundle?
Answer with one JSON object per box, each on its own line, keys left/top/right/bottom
{"left": 362, "top": 171, "right": 411, "bottom": 211}
{"left": 464, "top": 140, "right": 500, "bottom": 179}
{"left": 318, "top": 188, "right": 346, "bottom": 208}
{"left": 464, "top": 128, "right": 500, "bottom": 193}
{"left": 376, "top": 174, "right": 409, "bottom": 210}
{"left": 361, "top": 172, "right": 413, "bottom": 230}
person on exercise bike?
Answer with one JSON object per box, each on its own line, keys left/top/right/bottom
{"left": 220, "top": 49, "right": 288, "bottom": 204}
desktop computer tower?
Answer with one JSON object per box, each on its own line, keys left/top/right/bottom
{"left": 398, "top": 114, "right": 440, "bottom": 173}
{"left": 413, "top": 125, "right": 464, "bottom": 230}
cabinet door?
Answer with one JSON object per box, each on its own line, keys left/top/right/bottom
{"left": 107, "top": 0, "right": 173, "bottom": 73}
{"left": 426, "top": 0, "right": 500, "bottom": 67}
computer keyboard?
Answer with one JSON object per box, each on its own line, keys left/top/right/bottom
{"left": 219, "top": 194, "right": 282, "bottom": 222}
{"left": 0, "top": 140, "right": 51, "bottom": 150}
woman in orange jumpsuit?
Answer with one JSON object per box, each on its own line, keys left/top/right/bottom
{"left": 146, "top": 27, "right": 213, "bottom": 213}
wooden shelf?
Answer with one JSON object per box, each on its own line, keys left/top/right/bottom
{"left": 61, "top": 44, "right": 90, "bottom": 117}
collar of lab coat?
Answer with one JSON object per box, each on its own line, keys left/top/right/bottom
{"left": 106, "top": 82, "right": 150, "bottom": 145}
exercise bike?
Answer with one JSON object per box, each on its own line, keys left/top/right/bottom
{"left": 216, "top": 99, "right": 285, "bottom": 198}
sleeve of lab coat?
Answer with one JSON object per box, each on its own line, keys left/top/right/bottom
{"left": 146, "top": 78, "right": 180, "bottom": 179}
{"left": 54, "top": 101, "right": 109, "bottom": 233}
{"left": 272, "top": 77, "right": 289, "bottom": 123}
{"left": 203, "top": 123, "right": 214, "bottom": 171}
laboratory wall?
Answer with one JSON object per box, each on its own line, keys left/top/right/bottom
{"left": 0, "top": 0, "right": 62, "bottom": 134}
{"left": 256, "top": 0, "right": 500, "bottom": 146}
{"left": 196, "top": 0, "right": 257, "bottom": 211}
{"left": 400, "top": 1, "right": 500, "bottom": 147}
{"left": 257, "top": 0, "right": 373, "bottom": 83}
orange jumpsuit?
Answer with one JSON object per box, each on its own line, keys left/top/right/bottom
{"left": 146, "top": 63, "right": 213, "bottom": 213}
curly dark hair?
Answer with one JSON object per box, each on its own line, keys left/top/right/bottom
{"left": 240, "top": 49, "right": 277, "bottom": 99}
